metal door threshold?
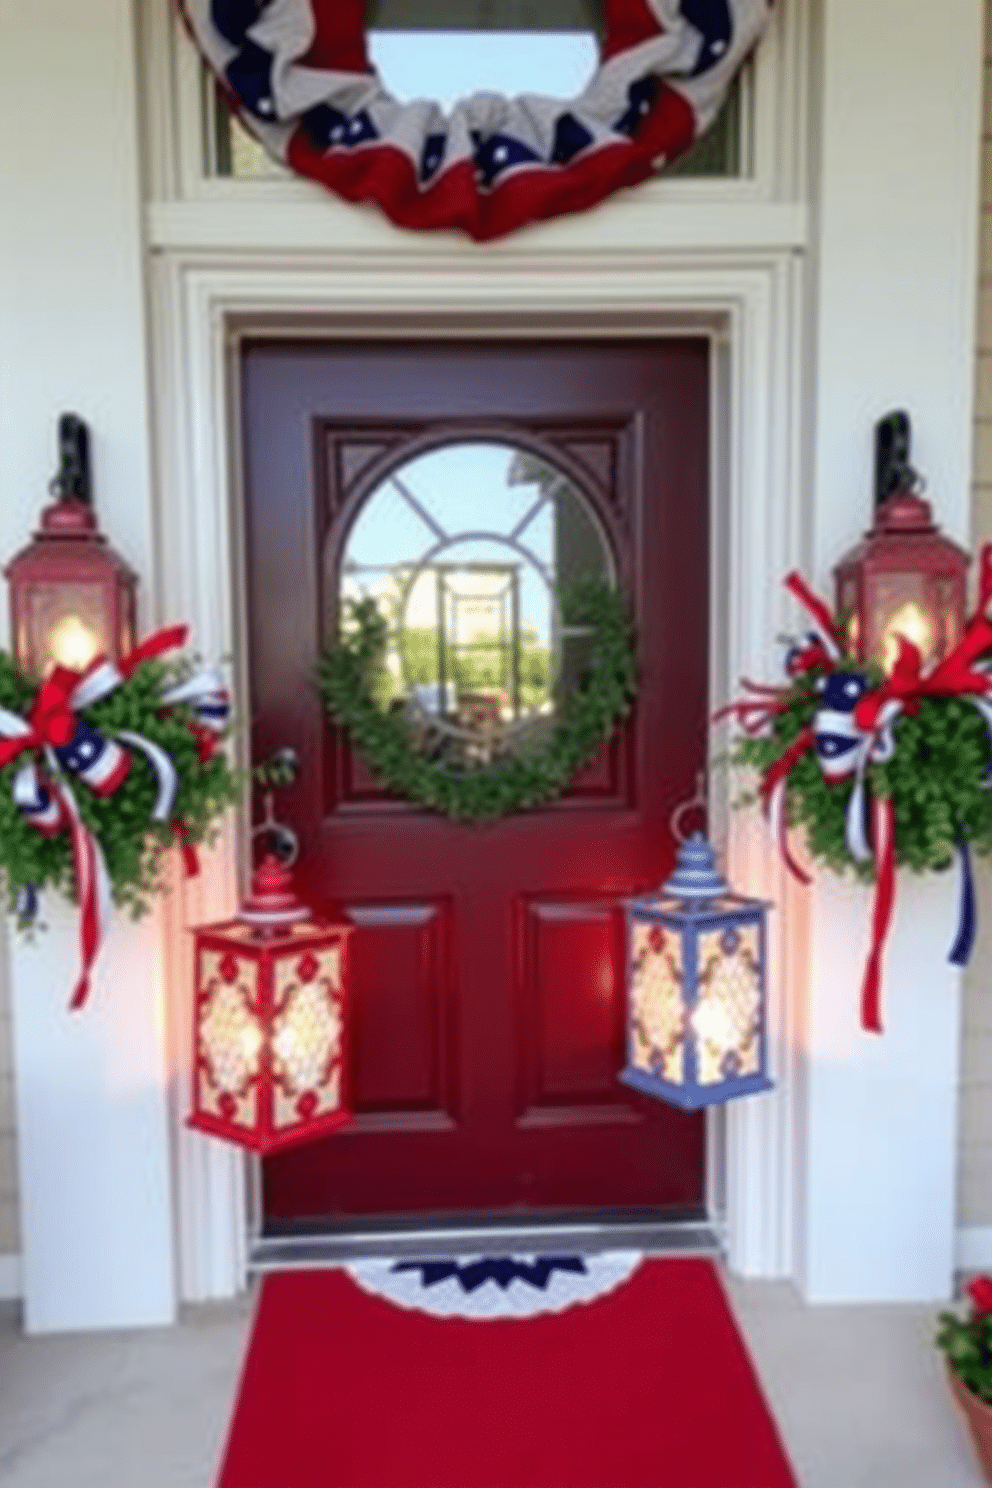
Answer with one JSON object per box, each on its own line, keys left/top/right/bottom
{"left": 249, "top": 1216, "right": 723, "bottom": 1272}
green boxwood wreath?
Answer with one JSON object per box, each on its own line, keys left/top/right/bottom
{"left": 318, "top": 576, "right": 636, "bottom": 822}
{"left": 732, "top": 669, "right": 992, "bottom": 879}
{"left": 0, "top": 650, "right": 239, "bottom": 923}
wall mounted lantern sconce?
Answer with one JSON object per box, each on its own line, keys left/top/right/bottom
{"left": 833, "top": 411, "right": 969, "bottom": 674}
{"left": 5, "top": 414, "right": 138, "bottom": 678}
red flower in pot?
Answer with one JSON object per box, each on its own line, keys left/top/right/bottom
{"left": 938, "top": 1275, "right": 992, "bottom": 1480}
{"left": 968, "top": 1277, "right": 992, "bottom": 1316}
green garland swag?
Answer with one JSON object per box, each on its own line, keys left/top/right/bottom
{"left": 0, "top": 651, "right": 239, "bottom": 923}
{"left": 318, "top": 576, "right": 637, "bottom": 822}
{"left": 733, "top": 671, "right": 992, "bottom": 879}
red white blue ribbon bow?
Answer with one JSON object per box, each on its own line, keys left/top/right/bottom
{"left": 722, "top": 561, "right": 992, "bottom": 1032}
{"left": 0, "top": 627, "right": 228, "bottom": 1009}
{"left": 160, "top": 668, "right": 231, "bottom": 762}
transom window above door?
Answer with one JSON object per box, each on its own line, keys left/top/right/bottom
{"left": 367, "top": 0, "right": 602, "bottom": 28}
{"left": 205, "top": 0, "right": 744, "bottom": 180}
{"left": 337, "top": 440, "right": 615, "bottom": 769}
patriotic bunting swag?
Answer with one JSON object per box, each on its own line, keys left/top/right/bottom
{"left": 0, "top": 628, "right": 237, "bottom": 1010}
{"left": 720, "top": 562, "right": 992, "bottom": 1033}
{"left": 177, "top": 0, "right": 773, "bottom": 241}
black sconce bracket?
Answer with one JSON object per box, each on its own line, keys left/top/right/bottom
{"left": 49, "top": 413, "right": 92, "bottom": 505}
{"left": 874, "top": 410, "right": 921, "bottom": 511}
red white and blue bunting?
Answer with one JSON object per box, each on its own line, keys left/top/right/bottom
{"left": 346, "top": 1251, "right": 643, "bottom": 1319}
{"left": 177, "top": 0, "right": 773, "bottom": 240}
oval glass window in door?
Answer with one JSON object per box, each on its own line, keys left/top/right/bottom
{"left": 337, "top": 440, "right": 615, "bottom": 770}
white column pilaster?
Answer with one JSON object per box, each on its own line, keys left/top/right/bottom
{"left": 0, "top": 0, "right": 176, "bottom": 1330}
{"left": 798, "top": 0, "right": 985, "bottom": 1302}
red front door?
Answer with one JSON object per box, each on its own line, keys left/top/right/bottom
{"left": 242, "top": 339, "right": 710, "bottom": 1225}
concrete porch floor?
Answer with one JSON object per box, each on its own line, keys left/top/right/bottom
{"left": 0, "top": 1270, "right": 986, "bottom": 1487}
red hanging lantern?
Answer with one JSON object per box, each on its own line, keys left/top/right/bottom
{"left": 833, "top": 489, "right": 969, "bottom": 675}
{"left": 5, "top": 416, "right": 137, "bottom": 678}
{"left": 189, "top": 856, "right": 353, "bottom": 1153}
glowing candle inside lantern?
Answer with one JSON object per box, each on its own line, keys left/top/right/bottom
{"left": 273, "top": 1025, "right": 298, "bottom": 1062}
{"left": 47, "top": 614, "right": 101, "bottom": 671}
{"left": 691, "top": 998, "right": 736, "bottom": 1054}
{"left": 239, "top": 1023, "right": 264, "bottom": 1061}
{"left": 880, "top": 600, "right": 935, "bottom": 673}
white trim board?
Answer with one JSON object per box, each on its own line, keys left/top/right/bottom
{"left": 149, "top": 249, "right": 805, "bottom": 1301}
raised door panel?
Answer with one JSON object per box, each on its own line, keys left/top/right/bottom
{"left": 345, "top": 901, "right": 456, "bottom": 1131}
{"left": 516, "top": 898, "right": 637, "bottom": 1128}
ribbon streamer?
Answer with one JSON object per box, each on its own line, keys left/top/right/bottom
{"left": 37, "top": 752, "right": 113, "bottom": 1012}
{"left": 860, "top": 795, "right": 896, "bottom": 1034}
{"left": 783, "top": 571, "right": 843, "bottom": 658}
{"left": 949, "top": 820, "right": 978, "bottom": 968}
{"left": 116, "top": 730, "right": 178, "bottom": 822}
{"left": 13, "top": 762, "right": 64, "bottom": 836}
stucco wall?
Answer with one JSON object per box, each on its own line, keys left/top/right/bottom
{"left": 962, "top": 16, "right": 992, "bottom": 1232}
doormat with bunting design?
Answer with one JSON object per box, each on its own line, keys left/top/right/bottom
{"left": 216, "top": 1254, "right": 798, "bottom": 1488}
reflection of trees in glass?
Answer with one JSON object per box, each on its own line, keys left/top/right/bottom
{"left": 399, "top": 625, "right": 551, "bottom": 710}
{"left": 400, "top": 625, "right": 438, "bottom": 686}
{"left": 337, "top": 440, "right": 616, "bottom": 765}
{"left": 518, "top": 634, "right": 551, "bottom": 708}
{"left": 453, "top": 639, "right": 503, "bottom": 693}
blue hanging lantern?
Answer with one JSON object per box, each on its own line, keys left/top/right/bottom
{"left": 620, "top": 834, "right": 773, "bottom": 1110}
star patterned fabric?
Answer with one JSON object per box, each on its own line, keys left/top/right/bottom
{"left": 345, "top": 1251, "right": 643, "bottom": 1319}
{"left": 176, "top": 0, "right": 773, "bottom": 239}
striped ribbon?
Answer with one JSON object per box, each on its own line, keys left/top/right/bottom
{"left": 0, "top": 627, "right": 229, "bottom": 1008}
{"left": 722, "top": 558, "right": 992, "bottom": 1032}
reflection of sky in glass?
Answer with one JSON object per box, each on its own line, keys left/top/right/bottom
{"left": 366, "top": 32, "right": 598, "bottom": 113}
{"left": 343, "top": 444, "right": 559, "bottom": 643}
{"left": 346, "top": 445, "right": 549, "bottom": 563}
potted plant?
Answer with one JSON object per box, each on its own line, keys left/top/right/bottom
{"left": 937, "top": 1276, "right": 992, "bottom": 1479}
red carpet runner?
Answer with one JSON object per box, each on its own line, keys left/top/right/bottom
{"left": 217, "top": 1257, "right": 797, "bottom": 1488}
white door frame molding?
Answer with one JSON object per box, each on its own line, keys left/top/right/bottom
{"left": 148, "top": 247, "right": 806, "bottom": 1299}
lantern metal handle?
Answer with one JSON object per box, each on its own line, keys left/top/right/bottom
{"left": 669, "top": 771, "right": 707, "bottom": 845}
{"left": 251, "top": 746, "right": 301, "bottom": 866}
{"left": 251, "top": 791, "right": 299, "bottom": 866}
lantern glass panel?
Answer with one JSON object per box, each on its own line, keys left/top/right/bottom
{"left": 936, "top": 577, "right": 961, "bottom": 656}
{"left": 869, "top": 572, "right": 935, "bottom": 672}
{"left": 197, "top": 948, "right": 264, "bottom": 1130}
{"left": 116, "top": 575, "right": 137, "bottom": 659}
{"left": 837, "top": 574, "right": 860, "bottom": 656}
{"left": 271, "top": 945, "right": 346, "bottom": 1132}
{"left": 694, "top": 924, "right": 763, "bottom": 1085}
{"left": 25, "top": 580, "right": 110, "bottom": 676}
{"left": 629, "top": 922, "right": 685, "bottom": 1085}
